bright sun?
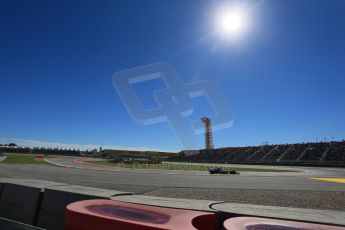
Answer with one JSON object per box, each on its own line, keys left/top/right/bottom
{"left": 215, "top": 6, "right": 248, "bottom": 39}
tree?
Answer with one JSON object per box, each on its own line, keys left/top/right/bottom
{"left": 8, "top": 143, "right": 17, "bottom": 147}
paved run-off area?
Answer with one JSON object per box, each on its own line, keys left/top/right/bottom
{"left": 0, "top": 156, "right": 345, "bottom": 211}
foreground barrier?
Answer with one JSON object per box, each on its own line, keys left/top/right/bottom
{"left": 223, "top": 217, "right": 345, "bottom": 230}
{"left": 64, "top": 199, "right": 217, "bottom": 230}
{"left": 0, "top": 217, "right": 44, "bottom": 230}
{"left": 1, "top": 178, "right": 345, "bottom": 230}
{"left": 36, "top": 185, "right": 131, "bottom": 230}
{"left": 0, "top": 179, "right": 65, "bottom": 225}
{"left": 211, "top": 202, "right": 345, "bottom": 227}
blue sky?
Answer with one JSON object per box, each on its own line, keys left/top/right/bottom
{"left": 0, "top": 0, "right": 345, "bottom": 151}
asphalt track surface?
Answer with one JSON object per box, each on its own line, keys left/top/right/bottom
{"left": 1, "top": 156, "right": 344, "bottom": 192}
{"left": 1, "top": 156, "right": 345, "bottom": 210}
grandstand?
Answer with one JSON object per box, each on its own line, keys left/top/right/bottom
{"left": 261, "top": 144, "right": 290, "bottom": 163}
{"left": 168, "top": 141, "right": 345, "bottom": 166}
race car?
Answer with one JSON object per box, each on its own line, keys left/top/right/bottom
{"left": 208, "top": 167, "right": 239, "bottom": 175}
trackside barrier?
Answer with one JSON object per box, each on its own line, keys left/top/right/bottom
{"left": 2, "top": 178, "right": 345, "bottom": 230}
{"left": 64, "top": 199, "right": 217, "bottom": 230}
{"left": 211, "top": 202, "right": 345, "bottom": 227}
{"left": 0, "top": 179, "right": 65, "bottom": 225}
{"left": 0, "top": 216, "right": 45, "bottom": 230}
{"left": 0, "top": 183, "right": 40, "bottom": 225}
{"left": 36, "top": 185, "right": 131, "bottom": 230}
{"left": 223, "top": 217, "right": 345, "bottom": 230}
{"left": 0, "top": 178, "right": 66, "bottom": 188}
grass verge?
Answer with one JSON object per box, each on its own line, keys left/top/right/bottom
{"left": 0, "top": 153, "right": 54, "bottom": 165}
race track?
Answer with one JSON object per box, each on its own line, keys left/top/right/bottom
{"left": 1, "top": 156, "right": 345, "bottom": 210}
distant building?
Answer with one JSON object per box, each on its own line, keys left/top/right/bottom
{"left": 111, "top": 155, "right": 162, "bottom": 164}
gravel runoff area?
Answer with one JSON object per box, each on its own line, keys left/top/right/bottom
{"left": 143, "top": 188, "right": 345, "bottom": 212}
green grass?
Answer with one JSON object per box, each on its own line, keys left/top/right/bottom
{"left": 0, "top": 154, "right": 53, "bottom": 165}
{"left": 85, "top": 160, "right": 296, "bottom": 172}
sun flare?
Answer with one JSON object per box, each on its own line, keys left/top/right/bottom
{"left": 215, "top": 6, "right": 248, "bottom": 39}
